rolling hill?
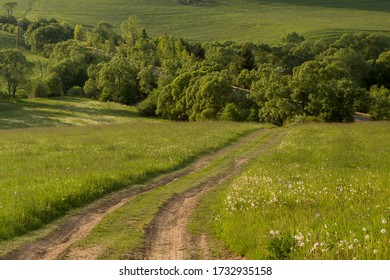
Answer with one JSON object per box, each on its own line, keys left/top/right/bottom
{"left": 4, "top": 0, "right": 390, "bottom": 43}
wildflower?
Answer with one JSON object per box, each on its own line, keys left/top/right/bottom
{"left": 373, "top": 249, "right": 378, "bottom": 254}
{"left": 381, "top": 229, "right": 386, "bottom": 234}
{"left": 270, "top": 230, "right": 275, "bottom": 236}
{"left": 348, "top": 245, "right": 354, "bottom": 250}
{"left": 365, "top": 235, "right": 370, "bottom": 240}
{"left": 298, "top": 241, "right": 305, "bottom": 247}
{"left": 354, "top": 239, "right": 359, "bottom": 243}
{"left": 362, "top": 227, "right": 367, "bottom": 232}
{"left": 382, "top": 219, "right": 387, "bottom": 224}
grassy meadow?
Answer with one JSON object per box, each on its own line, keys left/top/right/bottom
{"left": 0, "top": 97, "right": 143, "bottom": 129}
{"left": 194, "top": 122, "right": 390, "bottom": 259}
{"left": 6, "top": 0, "right": 390, "bottom": 44}
{"left": 0, "top": 97, "right": 260, "bottom": 241}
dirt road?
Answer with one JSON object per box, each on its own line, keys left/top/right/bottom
{"left": 2, "top": 128, "right": 285, "bottom": 260}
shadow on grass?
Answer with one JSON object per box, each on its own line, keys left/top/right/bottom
{"left": 259, "top": 0, "right": 390, "bottom": 13}
{"left": 0, "top": 97, "right": 141, "bottom": 129}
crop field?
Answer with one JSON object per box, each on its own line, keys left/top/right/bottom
{"left": 196, "top": 122, "right": 390, "bottom": 259}
{"left": 7, "top": 0, "right": 390, "bottom": 43}
{"left": 0, "top": 97, "right": 259, "bottom": 241}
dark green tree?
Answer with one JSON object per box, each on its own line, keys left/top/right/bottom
{"left": 24, "top": 18, "right": 73, "bottom": 52}
{"left": 96, "top": 55, "right": 141, "bottom": 105}
{"left": 0, "top": 48, "right": 33, "bottom": 98}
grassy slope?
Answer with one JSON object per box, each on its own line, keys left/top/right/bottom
{"left": 192, "top": 122, "right": 390, "bottom": 259}
{"left": 0, "top": 97, "right": 143, "bottom": 129}
{"left": 0, "top": 97, "right": 260, "bottom": 241}
{"left": 9, "top": 0, "right": 390, "bottom": 44}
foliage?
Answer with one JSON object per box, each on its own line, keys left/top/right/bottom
{"left": 0, "top": 48, "right": 33, "bottom": 98}
{"left": 95, "top": 55, "right": 142, "bottom": 105}
{"left": 44, "top": 72, "right": 63, "bottom": 96}
{"left": 73, "top": 24, "right": 85, "bottom": 41}
{"left": 29, "top": 78, "right": 48, "bottom": 98}
{"left": 24, "top": 18, "right": 73, "bottom": 52}
{"left": 86, "top": 21, "right": 121, "bottom": 53}
{"left": 67, "top": 86, "right": 85, "bottom": 97}
{"left": 369, "top": 86, "right": 390, "bottom": 120}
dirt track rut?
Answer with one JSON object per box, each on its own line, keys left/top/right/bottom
{"left": 3, "top": 128, "right": 285, "bottom": 260}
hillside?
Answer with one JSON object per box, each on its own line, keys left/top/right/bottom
{"left": 6, "top": 0, "right": 390, "bottom": 43}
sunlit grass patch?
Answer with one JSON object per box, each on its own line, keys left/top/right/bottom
{"left": 210, "top": 122, "right": 390, "bottom": 259}
{"left": 0, "top": 97, "right": 144, "bottom": 129}
{"left": 0, "top": 105, "right": 260, "bottom": 241}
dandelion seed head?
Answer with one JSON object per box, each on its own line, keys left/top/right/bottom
{"left": 381, "top": 229, "right": 386, "bottom": 234}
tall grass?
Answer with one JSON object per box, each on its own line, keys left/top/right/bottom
{"left": 208, "top": 123, "right": 390, "bottom": 259}
{"left": 0, "top": 98, "right": 260, "bottom": 241}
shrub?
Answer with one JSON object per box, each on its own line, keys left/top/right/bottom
{"left": 44, "top": 72, "right": 63, "bottom": 97}
{"left": 67, "top": 86, "right": 85, "bottom": 97}
{"left": 29, "top": 79, "right": 48, "bottom": 98}
{"left": 220, "top": 103, "right": 243, "bottom": 121}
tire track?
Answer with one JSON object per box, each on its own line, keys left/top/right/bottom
{"left": 141, "top": 130, "right": 286, "bottom": 260}
{"left": 2, "top": 128, "right": 285, "bottom": 260}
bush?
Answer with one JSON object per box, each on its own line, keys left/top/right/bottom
{"left": 44, "top": 72, "right": 63, "bottom": 97}
{"left": 29, "top": 79, "right": 49, "bottom": 98}
{"left": 284, "top": 115, "right": 323, "bottom": 127}
{"left": 369, "top": 85, "right": 390, "bottom": 120}
{"left": 67, "top": 86, "right": 85, "bottom": 97}
{"left": 137, "top": 93, "right": 158, "bottom": 117}
{"left": 220, "top": 103, "right": 243, "bottom": 121}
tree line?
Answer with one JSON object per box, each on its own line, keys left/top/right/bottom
{"left": 1, "top": 15, "right": 389, "bottom": 124}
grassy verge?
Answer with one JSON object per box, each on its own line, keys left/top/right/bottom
{"left": 0, "top": 97, "right": 261, "bottom": 241}
{"left": 192, "top": 122, "right": 390, "bottom": 260}
{"left": 66, "top": 128, "right": 280, "bottom": 259}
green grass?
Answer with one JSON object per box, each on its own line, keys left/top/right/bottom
{"left": 0, "top": 97, "right": 260, "bottom": 241}
{"left": 66, "top": 128, "right": 279, "bottom": 259}
{"left": 0, "top": 97, "right": 143, "bottom": 129}
{"left": 194, "top": 122, "right": 390, "bottom": 259}
{"left": 6, "top": 0, "right": 390, "bottom": 44}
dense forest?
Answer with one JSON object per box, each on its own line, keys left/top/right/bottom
{"left": 1, "top": 14, "right": 390, "bottom": 125}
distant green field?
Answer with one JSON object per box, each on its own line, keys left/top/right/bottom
{"left": 6, "top": 0, "right": 390, "bottom": 44}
